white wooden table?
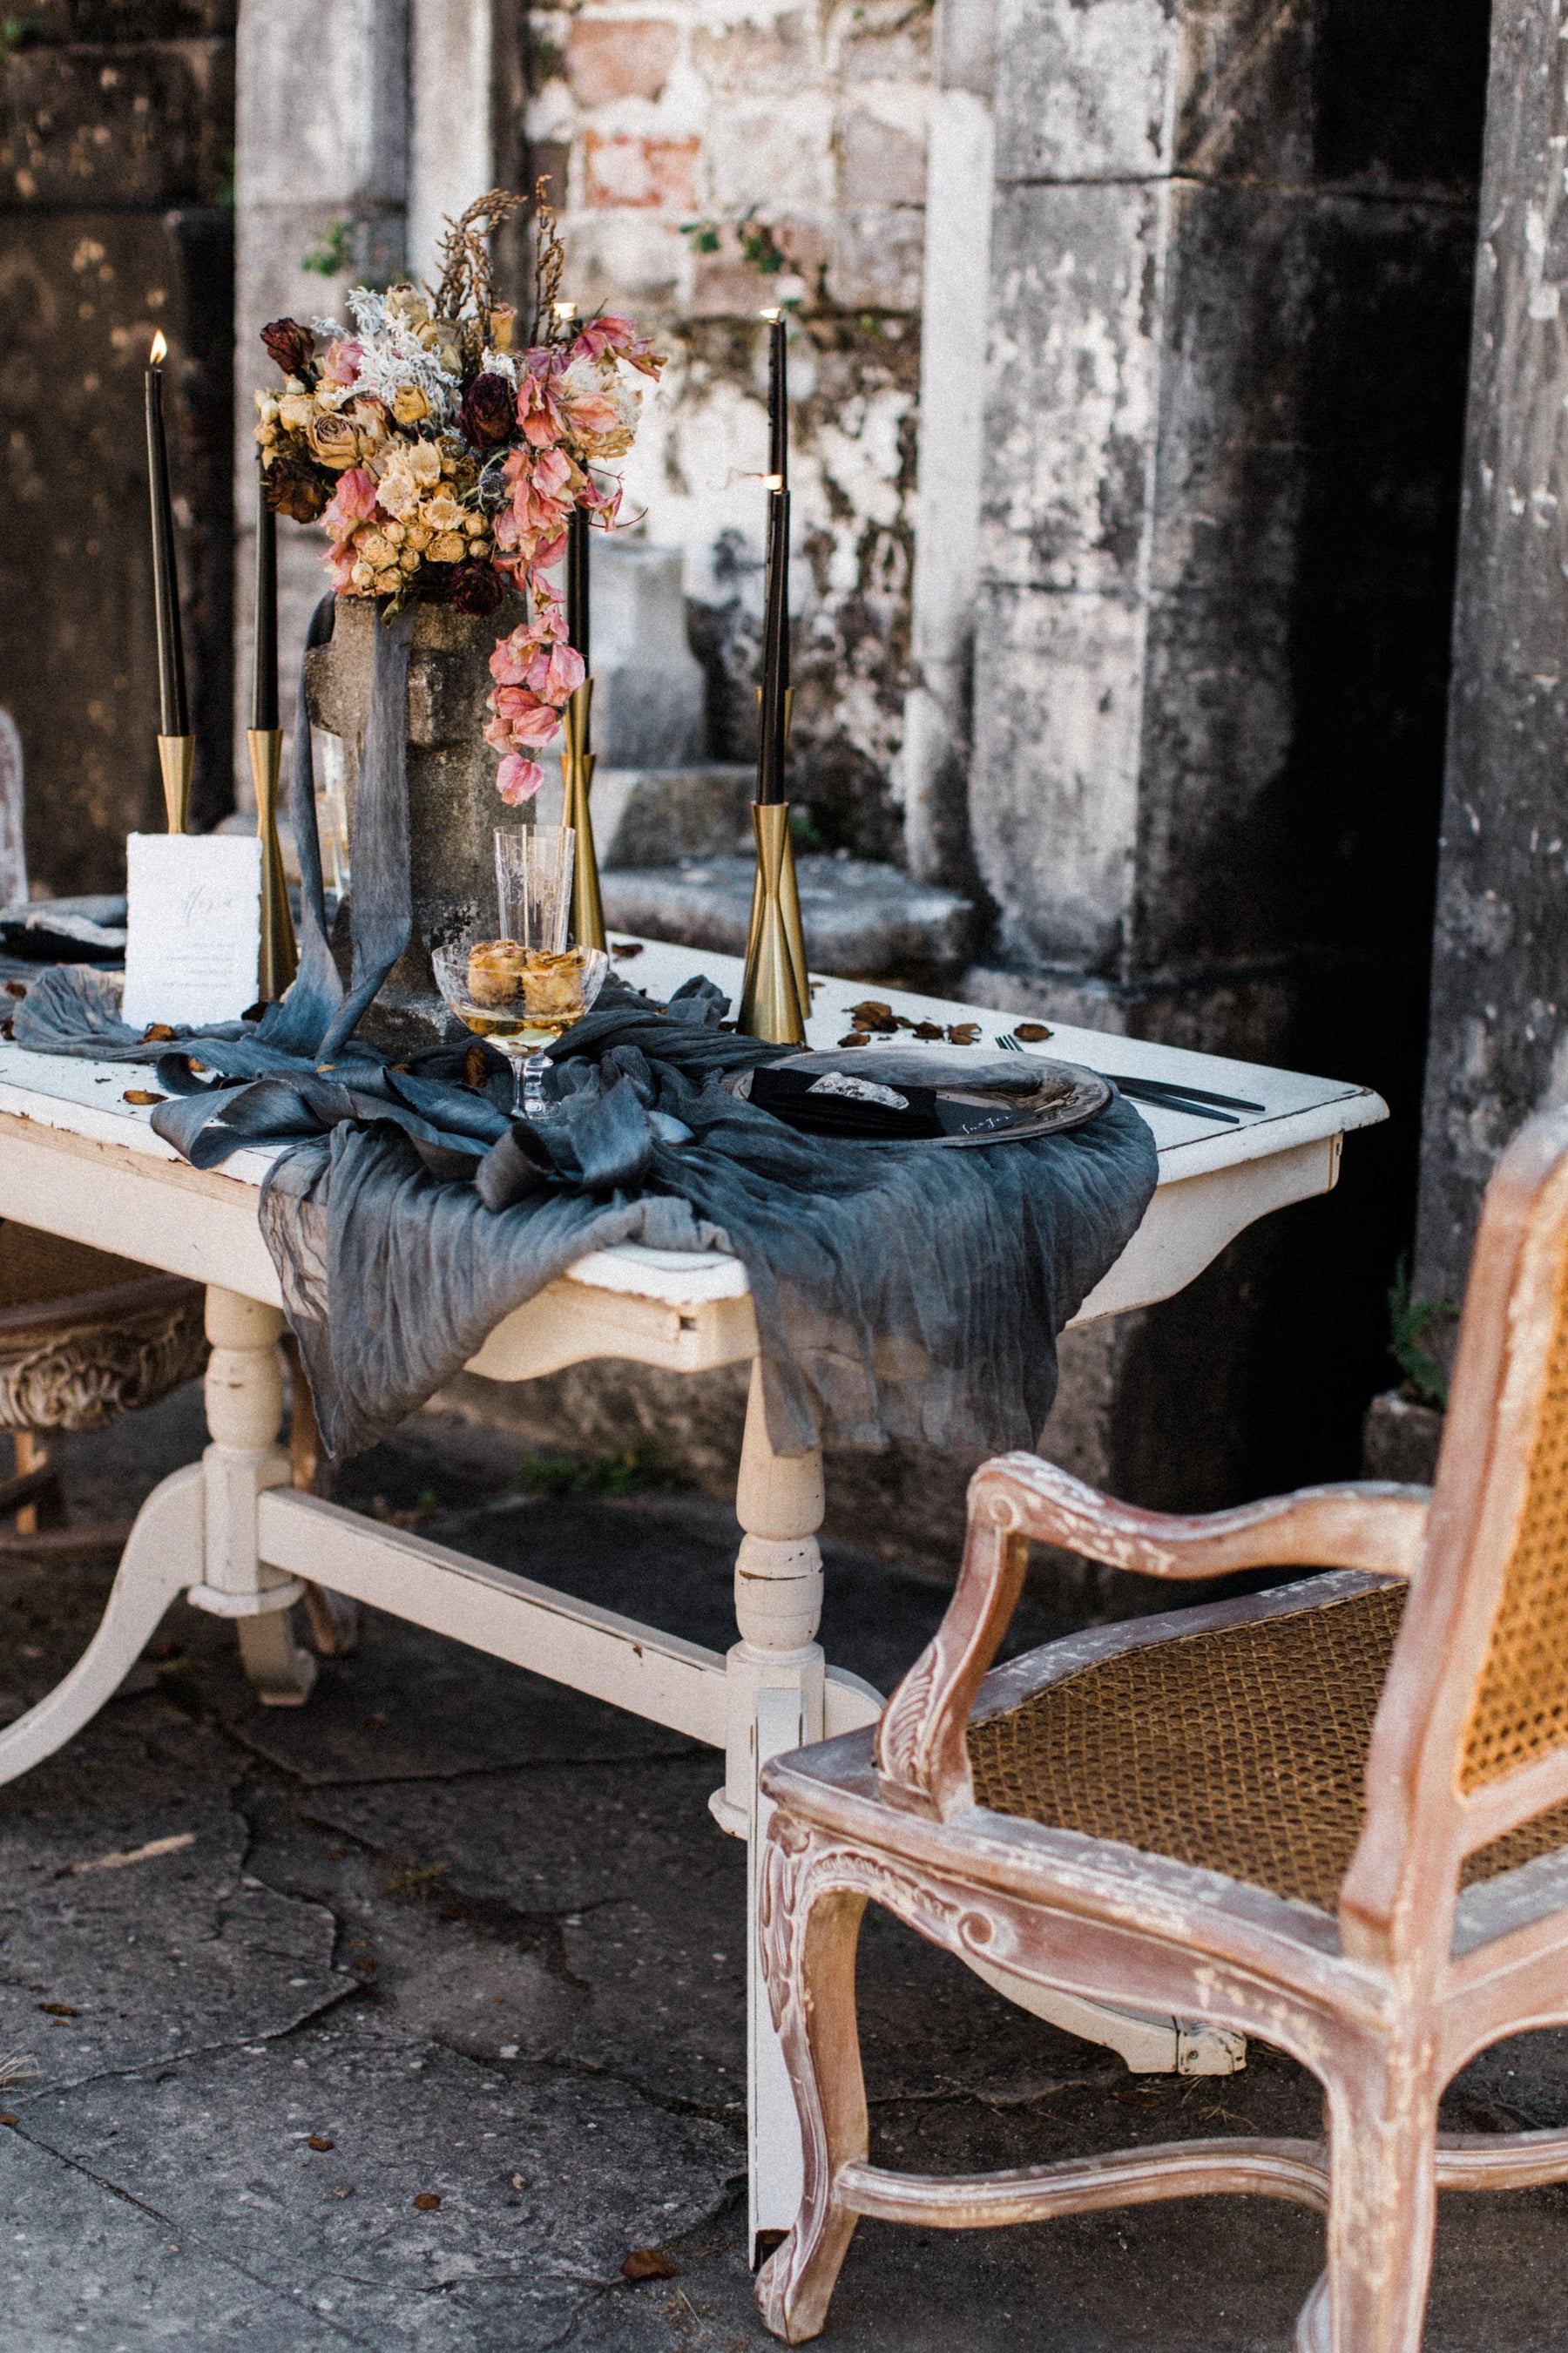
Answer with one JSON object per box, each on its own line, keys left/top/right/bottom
{"left": 0, "top": 937, "right": 1386, "bottom": 2255}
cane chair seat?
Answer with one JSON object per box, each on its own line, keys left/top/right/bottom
{"left": 968, "top": 1580, "right": 1568, "bottom": 1910}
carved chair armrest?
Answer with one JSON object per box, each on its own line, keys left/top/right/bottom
{"left": 874, "top": 1453, "right": 1429, "bottom": 1821}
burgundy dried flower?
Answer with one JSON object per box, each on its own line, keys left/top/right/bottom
{"left": 448, "top": 558, "right": 505, "bottom": 617}
{"left": 260, "top": 317, "right": 316, "bottom": 378}
{"left": 457, "top": 373, "right": 517, "bottom": 454}
{"left": 263, "top": 456, "right": 330, "bottom": 524}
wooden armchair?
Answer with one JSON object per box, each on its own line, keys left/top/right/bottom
{"left": 757, "top": 1103, "right": 1568, "bottom": 2351}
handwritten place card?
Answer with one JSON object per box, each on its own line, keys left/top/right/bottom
{"left": 122, "top": 833, "right": 262, "bottom": 1031}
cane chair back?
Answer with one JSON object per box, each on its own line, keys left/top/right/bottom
{"left": 1342, "top": 1106, "right": 1568, "bottom": 1957}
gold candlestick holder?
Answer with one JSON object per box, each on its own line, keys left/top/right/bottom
{"left": 157, "top": 733, "right": 193, "bottom": 834}
{"left": 247, "top": 727, "right": 298, "bottom": 1001}
{"left": 739, "top": 800, "right": 805, "bottom": 1045}
{"left": 743, "top": 688, "right": 807, "bottom": 1012}
{"left": 560, "top": 677, "right": 605, "bottom": 951}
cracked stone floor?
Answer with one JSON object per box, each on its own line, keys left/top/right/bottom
{"left": 3, "top": 1387, "right": 1568, "bottom": 2350}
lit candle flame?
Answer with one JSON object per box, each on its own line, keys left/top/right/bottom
{"left": 763, "top": 474, "right": 784, "bottom": 490}
{"left": 149, "top": 329, "right": 167, "bottom": 366}
{"left": 760, "top": 307, "right": 782, "bottom": 323}
{"left": 552, "top": 301, "right": 578, "bottom": 321}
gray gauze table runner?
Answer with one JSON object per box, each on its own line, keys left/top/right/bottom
{"left": 16, "top": 597, "right": 1158, "bottom": 1462}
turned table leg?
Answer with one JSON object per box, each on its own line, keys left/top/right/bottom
{"left": 188, "top": 1287, "right": 315, "bottom": 1706}
{"left": 712, "top": 1357, "right": 826, "bottom": 2260}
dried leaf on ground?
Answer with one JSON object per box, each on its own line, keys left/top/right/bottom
{"left": 413, "top": 2192, "right": 442, "bottom": 2212}
{"left": 308, "top": 2136, "right": 335, "bottom": 2152}
{"left": 622, "top": 2248, "right": 678, "bottom": 2282}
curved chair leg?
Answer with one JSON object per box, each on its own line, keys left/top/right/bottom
{"left": 755, "top": 1846, "right": 868, "bottom": 2346}
{"left": 1315, "top": 2056, "right": 1437, "bottom": 2353}
{"left": 0, "top": 1463, "right": 202, "bottom": 1785}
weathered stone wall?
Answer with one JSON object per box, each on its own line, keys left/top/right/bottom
{"left": 962, "top": 0, "right": 1491, "bottom": 1505}
{"left": 528, "top": 0, "right": 933, "bottom": 855}
{"left": 1415, "top": 0, "right": 1568, "bottom": 1315}
{"left": 0, "top": 3, "right": 237, "bottom": 885}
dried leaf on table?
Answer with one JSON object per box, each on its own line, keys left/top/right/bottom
{"left": 1015, "top": 1021, "right": 1052, "bottom": 1042}
{"left": 946, "top": 1024, "right": 981, "bottom": 1045}
{"left": 837, "top": 1032, "right": 868, "bottom": 1049}
{"left": 141, "top": 1022, "right": 175, "bottom": 1041}
{"left": 612, "top": 941, "right": 644, "bottom": 958}
{"left": 4, "top": 980, "right": 26, "bottom": 997}
{"left": 622, "top": 2248, "right": 678, "bottom": 2282}
{"left": 463, "top": 1043, "right": 488, "bottom": 1090}
{"left": 123, "top": 1090, "right": 166, "bottom": 1106}
{"left": 911, "top": 1020, "right": 944, "bottom": 1040}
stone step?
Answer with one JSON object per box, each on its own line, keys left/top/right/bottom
{"left": 599, "top": 853, "right": 974, "bottom": 978}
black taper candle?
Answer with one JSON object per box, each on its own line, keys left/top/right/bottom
{"left": 566, "top": 503, "right": 591, "bottom": 670}
{"left": 252, "top": 454, "right": 279, "bottom": 733}
{"left": 144, "top": 335, "right": 188, "bottom": 738}
{"left": 758, "top": 484, "right": 790, "bottom": 802}
{"left": 767, "top": 311, "right": 787, "bottom": 486}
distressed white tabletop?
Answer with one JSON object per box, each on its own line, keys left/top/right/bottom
{"left": 0, "top": 936, "right": 1386, "bottom": 1335}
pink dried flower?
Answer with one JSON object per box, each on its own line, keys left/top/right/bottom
{"left": 321, "top": 338, "right": 364, "bottom": 388}
{"left": 496, "top": 754, "right": 545, "bottom": 805}
{"left": 321, "top": 467, "right": 380, "bottom": 535}
{"left": 517, "top": 352, "right": 566, "bottom": 449}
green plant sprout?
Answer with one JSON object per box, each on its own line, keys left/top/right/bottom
{"left": 301, "top": 220, "right": 354, "bottom": 279}
{"left": 1388, "top": 1252, "right": 1457, "bottom": 1411}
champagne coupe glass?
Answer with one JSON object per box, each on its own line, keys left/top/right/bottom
{"left": 431, "top": 828, "right": 608, "bottom": 1121}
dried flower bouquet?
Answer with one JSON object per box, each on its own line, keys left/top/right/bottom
{"left": 253, "top": 187, "right": 665, "bottom": 801}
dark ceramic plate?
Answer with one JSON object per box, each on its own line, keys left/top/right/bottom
{"left": 723, "top": 1051, "right": 1111, "bottom": 1146}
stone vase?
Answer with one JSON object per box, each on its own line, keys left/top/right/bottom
{"left": 303, "top": 591, "right": 524, "bottom": 1047}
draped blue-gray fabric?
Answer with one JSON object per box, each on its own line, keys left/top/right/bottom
{"left": 13, "top": 595, "right": 1159, "bottom": 1460}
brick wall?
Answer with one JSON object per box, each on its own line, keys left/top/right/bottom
{"left": 526, "top": 1, "right": 935, "bottom": 856}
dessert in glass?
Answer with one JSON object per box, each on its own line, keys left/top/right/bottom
{"left": 431, "top": 828, "right": 607, "bottom": 1121}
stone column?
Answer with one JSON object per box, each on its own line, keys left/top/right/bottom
{"left": 960, "top": 0, "right": 1489, "bottom": 1514}
{"left": 1415, "top": 0, "right": 1568, "bottom": 1310}
{"left": 233, "top": 0, "right": 410, "bottom": 802}
{"left": 901, "top": 0, "right": 996, "bottom": 889}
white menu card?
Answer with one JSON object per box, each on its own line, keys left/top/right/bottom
{"left": 122, "top": 833, "right": 262, "bottom": 1031}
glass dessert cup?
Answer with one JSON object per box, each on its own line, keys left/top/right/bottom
{"left": 432, "top": 936, "right": 609, "bottom": 1120}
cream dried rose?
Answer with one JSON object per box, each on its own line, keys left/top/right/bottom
{"left": 277, "top": 392, "right": 315, "bottom": 436}
{"left": 399, "top": 546, "right": 421, "bottom": 573}
{"left": 403, "top": 521, "right": 432, "bottom": 551}
{"left": 421, "top": 490, "right": 464, "bottom": 534}
{"left": 429, "top": 531, "right": 466, "bottom": 565}
{"left": 308, "top": 409, "right": 361, "bottom": 469}
{"left": 351, "top": 558, "right": 375, "bottom": 591}
{"left": 392, "top": 384, "right": 430, "bottom": 426}
{"left": 374, "top": 567, "right": 402, "bottom": 595}
{"left": 357, "top": 530, "right": 395, "bottom": 567}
